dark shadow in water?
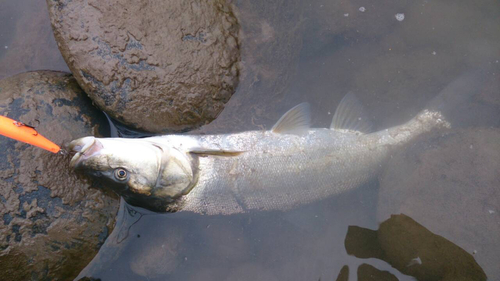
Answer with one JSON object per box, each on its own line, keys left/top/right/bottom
{"left": 76, "top": 180, "right": 381, "bottom": 280}
{"left": 76, "top": 199, "right": 145, "bottom": 279}
{"left": 104, "top": 112, "right": 154, "bottom": 138}
{"left": 336, "top": 214, "right": 487, "bottom": 281}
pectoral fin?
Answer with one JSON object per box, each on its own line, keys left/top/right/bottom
{"left": 331, "top": 93, "right": 373, "bottom": 133}
{"left": 271, "top": 102, "right": 311, "bottom": 135}
{"left": 189, "top": 149, "right": 245, "bottom": 157}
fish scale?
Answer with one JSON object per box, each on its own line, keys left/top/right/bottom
{"left": 180, "top": 125, "right": 417, "bottom": 215}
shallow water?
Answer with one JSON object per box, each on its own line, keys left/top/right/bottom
{"left": 1, "top": 0, "right": 499, "bottom": 280}
{"left": 0, "top": 0, "right": 69, "bottom": 79}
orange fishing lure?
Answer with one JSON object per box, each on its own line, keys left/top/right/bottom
{"left": 0, "top": 115, "right": 60, "bottom": 153}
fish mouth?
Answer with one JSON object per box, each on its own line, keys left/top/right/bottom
{"left": 68, "top": 136, "right": 103, "bottom": 168}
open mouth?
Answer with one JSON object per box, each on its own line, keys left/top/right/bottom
{"left": 68, "top": 136, "right": 103, "bottom": 168}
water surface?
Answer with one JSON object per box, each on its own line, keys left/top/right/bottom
{"left": 1, "top": 0, "right": 499, "bottom": 280}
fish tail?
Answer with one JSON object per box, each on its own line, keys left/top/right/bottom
{"left": 387, "top": 67, "right": 492, "bottom": 144}
{"left": 424, "top": 67, "right": 492, "bottom": 126}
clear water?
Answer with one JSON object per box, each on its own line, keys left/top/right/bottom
{"left": 1, "top": 0, "right": 499, "bottom": 280}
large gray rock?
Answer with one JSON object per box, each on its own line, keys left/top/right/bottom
{"left": 378, "top": 128, "right": 500, "bottom": 280}
{"left": 47, "top": 0, "right": 240, "bottom": 133}
{"left": 0, "top": 71, "right": 119, "bottom": 280}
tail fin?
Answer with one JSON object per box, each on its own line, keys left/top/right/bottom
{"left": 387, "top": 67, "right": 492, "bottom": 145}
{"left": 425, "top": 67, "right": 491, "bottom": 126}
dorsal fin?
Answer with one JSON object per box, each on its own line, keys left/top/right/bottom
{"left": 331, "top": 93, "right": 373, "bottom": 133}
{"left": 271, "top": 103, "right": 311, "bottom": 135}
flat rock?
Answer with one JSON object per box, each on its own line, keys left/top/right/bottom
{"left": 47, "top": 0, "right": 240, "bottom": 133}
{"left": 378, "top": 128, "right": 500, "bottom": 280}
{"left": 0, "top": 71, "right": 119, "bottom": 280}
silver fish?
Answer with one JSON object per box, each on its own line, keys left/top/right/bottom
{"left": 68, "top": 92, "right": 450, "bottom": 215}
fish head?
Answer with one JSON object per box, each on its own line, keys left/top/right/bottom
{"left": 68, "top": 136, "right": 196, "bottom": 208}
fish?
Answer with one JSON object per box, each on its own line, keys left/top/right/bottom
{"left": 68, "top": 69, "right": 486, "bottom": 215}
{"left": 68, "top": 93, "right": 450, "bottom": 215}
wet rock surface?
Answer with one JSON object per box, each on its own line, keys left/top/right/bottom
{"left": 0, "top": 71, "right": 119, "bottom": 280}
{"left": 47, "top": 0, "right": 240, "bottom": 133}
{"left": 378, "top": 129, "right": 500, "bottom": 279}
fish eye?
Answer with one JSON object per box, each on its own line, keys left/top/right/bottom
{"left": 114, "top": 168, "right": 128, "bottom": 181}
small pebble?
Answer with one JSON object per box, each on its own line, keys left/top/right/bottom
{"left": 4, "top": 46, "right": 8, "bottom": 49}
{"left": 432, "top": 51, "right": 437, "bottom": 55}
{"left": 344, "top": 13, "right": 349, "bottom": 17}
{"left": 359, "top": 7, "right": 366, "bottom": 12}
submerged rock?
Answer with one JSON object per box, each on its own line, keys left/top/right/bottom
{"left": 0, "top": 71, "right": 119, "bottom": 280}
{"left": 378, "top": 128, "right": 500, "bottom": 279}
{"left": 47, "top": 0, "right": 240, "bottom": 133}
{"left": 335, "top": 265, "right": 349, "bottom": 281}
{"left": 357, "top": 263, "right": 398, "bottom": 281}
{"left": 345, "top": 214, "right": 486, "bottom": 281}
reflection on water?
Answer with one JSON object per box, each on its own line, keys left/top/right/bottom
{"left": 1, "top": 0, "right": 499, "bottom": 280}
